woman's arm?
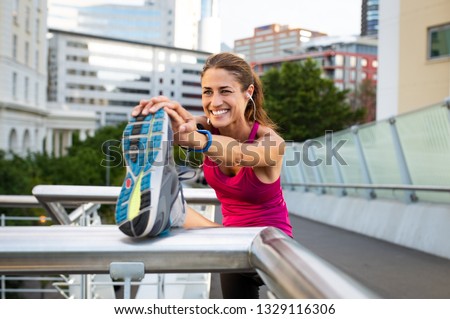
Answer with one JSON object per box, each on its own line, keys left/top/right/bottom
{"left": 132, "top": 97, "right": 284, "bottom": 181}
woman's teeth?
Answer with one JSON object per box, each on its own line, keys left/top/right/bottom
{"left": 211, "top": 109, "right": 229, "bottom": 116}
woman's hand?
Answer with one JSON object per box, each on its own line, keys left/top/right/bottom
{"left": 132, "top": 96, "right": 198, "bottom": 146}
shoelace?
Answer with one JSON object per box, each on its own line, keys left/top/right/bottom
{"left": 177, "top": 169, "right": 197, "bottom": 182}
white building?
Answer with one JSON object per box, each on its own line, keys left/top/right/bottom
{"left": 0, "top": 0, "right": 48, "bottom": 155}
{"left": 0, "top": 0, "right": 97, "bottom": 157}
{"left": 47, "top": 30, "right": 211, "bottom": 127}
{"left": 47, "top": 0, "right": 214, "bottom": 52}
{"left": 198, "top": 0, "right": 221, "bottom": 53}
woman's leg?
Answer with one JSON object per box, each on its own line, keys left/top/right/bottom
{"left": 183, "top": 206, "right": 221, "bottom": 228}
{"left": 220, "top": 273, "right": 263, "bottom": 299}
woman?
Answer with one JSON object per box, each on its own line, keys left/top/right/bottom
{"left": 132, "top": 52, "right": 293, "bottom": 298}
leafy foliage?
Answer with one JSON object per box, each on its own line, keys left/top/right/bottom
{"left": 349, "top": 78, "right": 377, "bottom": 123}
{"left": 262, "top": 59, "right": 365, "bottom": 141}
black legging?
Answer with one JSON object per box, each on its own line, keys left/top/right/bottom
{"left": 220, "top": 272, "right": 264, "bottom": 299}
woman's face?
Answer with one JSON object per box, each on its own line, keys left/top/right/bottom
{"left": 201, "top": 68, "right": 248, "bottom": 128}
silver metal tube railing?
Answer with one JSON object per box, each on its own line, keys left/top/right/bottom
{"left": 0, "top": 184, "right": 377, "bottom": 298}
{"left": 0, "top": 226, "right": 256, "bottom": 274}
{"left": 30, "top": 185, "right": 219, "bottom": 225}
{"left": 0, "top": 225, "right": 376, "bottom": 298}
{"left": 250, "top": 228, "right": 376, "bottom": 298}
{"left": 283, "top": 182, "right": 450, "bottom": 193}
{"left": 0, "top": 195, "right": 41, "bottom": 208}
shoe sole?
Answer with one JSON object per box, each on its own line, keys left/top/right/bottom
{"left": 115, "top": 109, "right": 168, "bottom": 237}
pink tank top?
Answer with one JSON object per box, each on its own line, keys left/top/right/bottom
{"left": 203, "top": 122, "right": 293, "bottom": 237}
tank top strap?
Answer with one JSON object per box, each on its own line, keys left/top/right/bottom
{"left": 247, "top": 121, "right": 259, "bottom": 142}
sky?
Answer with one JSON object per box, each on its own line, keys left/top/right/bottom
{"left": 219, "top": 0, "right": 362, "bottom": 47}
{"left": 48, "top": 0, "right": 362, "bottom": 48}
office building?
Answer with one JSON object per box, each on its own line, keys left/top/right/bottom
{"left": 251, "top": 35, "right": 378, "bottom": 91}
{"left": 0, "top": 0, "right": 94, "bottom": 156}
{"left": 376, "top": 0, "right": 450, "bottom": 119}
{"left": 47, "top": 30, "right": 211, "bottom": 128}
{"left": 47, "top": 0, "right": 210, "bottom": 51}
{"left": 198, "top": 0, "right": 221, "bottom": 53}
{"left": 361, "top": 0, "right": 379, "bottom": 37}
{"left": 234, "top": 24, "right": 327, "bottom": 61}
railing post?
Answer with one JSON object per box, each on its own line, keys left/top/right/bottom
{"left": 1, "top": 214, "right": 4, "bottom": 227}
{"left": 110, "top": 262, "right": 145, "bottom": 299}
{"left": 80, "top": 274, "right": 91, "bottom": 299}
{"left": 388, "top": 118, "right": 418, "bottom": 203}
{"left": 445, "top": 96, "right": 450, "bottom": 125}
{"left": 351, "top": 125, "right": 376, "bottom": 199}
{"left": 1, "top": 275, "right": 5, "bottom": 299}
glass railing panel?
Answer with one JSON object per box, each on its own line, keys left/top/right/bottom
{"left": 298, "top": 142, "right": 319, "bottom": 188}
{"left": 282, "top": 144, "right": 304, "bottom": 191}
{"left": 312, "top": 136, "right": 337, "bottom": 194}
{"left": 396, "top": 103, "right": 450, "bottom": 203}
{"left": 332, "top": 130, "right": 365, "bottom": 197}
{"left": 358, "top": 121, "right": 403, "bottom": 200}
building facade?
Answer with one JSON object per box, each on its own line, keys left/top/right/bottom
{"left": 0, "top": 0, "right": 48, "bottom": 155}
{"left": 47, "top": 30, "right": 211, "bottom": 128}
{"left": 376, "top": 0, "right": 450, "bottom": 120}
{"left": 197, "top": 0, "right": 221, "bottom": 53}
{"left": 234, "top": 24, "right": 327, "bottom": 62}
{"left": 361, "top": 0, "right": 379, "bottom": 37}
{"left": 47, "top": 0, "right": 217, "bottom": 52}
{"left": 251, "top": 36, "right": 378, "bottom": 92}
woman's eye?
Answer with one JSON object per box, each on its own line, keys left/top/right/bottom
{"left": 203, "top": 91, "right": 212, "bottom": 96}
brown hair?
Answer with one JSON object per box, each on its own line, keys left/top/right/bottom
{"left": 201, "top": 52, "right": 277, "bottom": 130}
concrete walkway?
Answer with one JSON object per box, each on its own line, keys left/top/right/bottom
{"left": 291, "top": 216, "right": 450, "bottom": 298}
{"left": 211, "top": 213, "right": 450, "bottom": 299}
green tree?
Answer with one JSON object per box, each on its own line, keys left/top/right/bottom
{"left": 262, "top": 59, "right": 365, "bottom": 141}
{"left": 349, "top": 78, "right": 377, "bottom": 123}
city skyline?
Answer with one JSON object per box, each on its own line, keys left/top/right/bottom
{"left": 47, "top": 0, "right": 362, "bottom": 48}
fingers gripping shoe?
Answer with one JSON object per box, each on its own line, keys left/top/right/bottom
{"left": 115, "top": 110, "right": 184, "bottom": 237}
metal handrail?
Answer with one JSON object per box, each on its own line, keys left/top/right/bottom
{"left": 29, "top": 185, "right": 219, "bottom": 225}
{"left": 283, "top": 182, "right": 450, "bottom": 193}
{"left": 0, "top": 225, "right": 376, "bottom": 298}
{"left": 0, "top": 184, "right": 377, "bottom": 298}
{"left": 0, "top": 195, "right": 41, "bottom": 208}
{"left": 32, "top": 185, "right": 219, "bottom": 205}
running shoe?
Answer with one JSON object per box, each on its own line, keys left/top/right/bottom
{"left": 115, "top": 109, "right": 184, "bottom": 237}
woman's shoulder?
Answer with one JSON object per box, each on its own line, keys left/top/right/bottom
{"left": 256, "top": 124, "right": 285, "bottom": 143}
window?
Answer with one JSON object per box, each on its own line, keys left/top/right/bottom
{"left": 25, "top": 41, "right": 29, "bottom": 65}
{"left": 24, "top": 77, "right": 29, "bottom": 101}
{"left": 361, "top": 58, "right": 368, "bottom": 67}
{"left": 428, "top": 24, "right": 450, "bottom": 59}
{"left": 36, "top": 19, "right": 40, "bottom": 42}
{"left": 26, "top": 7, "right": 31, "bottom": 32}
{"left": 13, "top": 0, "right": 19, "bottom": 24}
{"left": 35, "top": 82, "right": 39, "bottom": 104}
{"left": 12, "top": 35, "right": 17, "bottom": 60}
{"left": 12, "top": 72, "right": 17, "bottom": 98}
{"left": 35, "top": 50, "right": 39, "bottom": 70}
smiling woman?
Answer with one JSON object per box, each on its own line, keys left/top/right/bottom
{"left": 127, "top": 52, "right": 293, "bottom": 298}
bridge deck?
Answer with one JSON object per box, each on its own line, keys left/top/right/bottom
{"left": 291, "top": 216, "right": 450, "bottom": 299}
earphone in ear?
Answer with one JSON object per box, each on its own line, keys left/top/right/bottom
{"left": 246, "top": 92, "right": 251, "bottom": 98}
